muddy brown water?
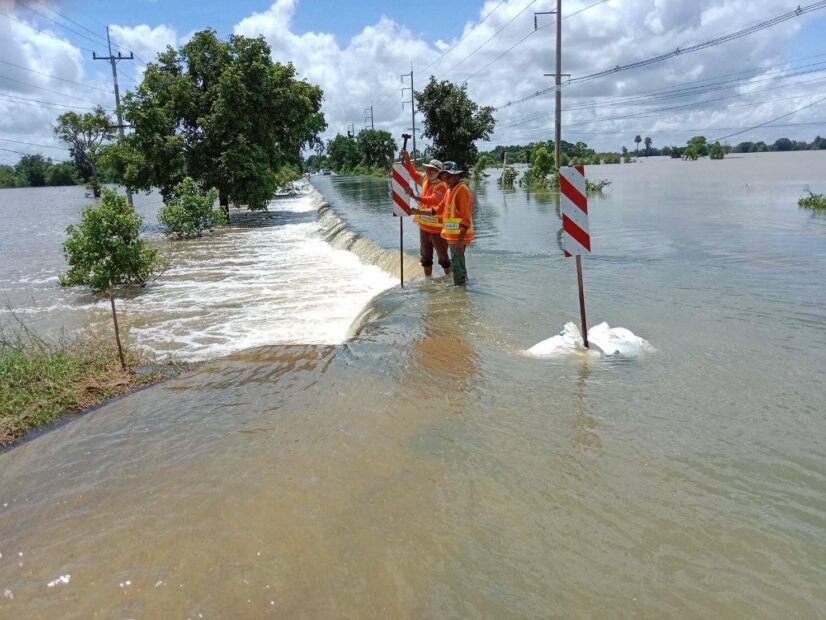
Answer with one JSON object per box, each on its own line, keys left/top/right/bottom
{"left": 1, "top": 152, "right": 825, "bottom": 617}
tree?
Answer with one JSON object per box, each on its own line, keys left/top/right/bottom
{"left": 709, "top": 141, "right": 725, "bottom": 160}
{"left": 356, "top": 129, "right": 396, "bottom": 170}
{"left": 634, "top": 135, "right": 641, "bottom": 157}
{"left": 684, "top": 136, "right": 709, "bottom": 160}
{"left": 326, "top": 134, "right": 361, "bottom": 173}
{"left": 15, "top": 154, "right": 50, "bottom": 187}
{"left": 813, "top": 135, "right": 826, "bottom": 150}
{"left": 60, "top": 189, "right": 164, "bottom": 369}
{"left": 621, "top": 146, "right": 628, "bottom": 155}
{"left": 54, "top": 106, "right": 115, "bottom": 190}
{"left": 644, "top": 136, "right": 652, "bottom": 156}
{"left": 0, "top": 164, "right": 25, "bottom": 188}
{"left": 158, "top": 177, "right": 224, "bottom": 238}
{"left": 415, "top": 77, "right": 495, "bottom": 171}
{"left": 109, "top": 30, "right": 326, "bottom": 212}
{"left": 45, "top": 161, "right": 79, "bottom": 186}
{"left": 773, "top": 137, "right": 793, "bottom": 152}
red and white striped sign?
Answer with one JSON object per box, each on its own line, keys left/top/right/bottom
{"left": 390, "top": 162, "right": 416, "bottom": 217}
{"left": 560, "top": 165, "right": 590, "bottom": 256}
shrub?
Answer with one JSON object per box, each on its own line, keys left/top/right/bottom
{"left": 158, "top": 177, "right": 224, "bottom": 239}
{"left": 799, "top": 191, "right": 826, "bottom": 210}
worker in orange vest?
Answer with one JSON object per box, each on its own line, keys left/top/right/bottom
{"left": 401, "top": 149, "right": 451, "bottom": 277}
{"left": 437, "top": 161, "right": 474, "bottom": 286}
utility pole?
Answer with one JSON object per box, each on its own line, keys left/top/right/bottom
{"left": 364, "top": 105, "right": 374, "bottom": 130}
{"left": 94, "top": 27, "right": 133, "bottom": 206}
{"left": 538, "top": 1, "right": 588, "bottom": 347}
{"left": 347, "top": 123, "right": 356, "bottom": 139}
{"left": 401, "top": 67, "right": 416, "bottom": 161}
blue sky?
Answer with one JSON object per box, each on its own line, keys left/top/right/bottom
{"left": 69, "top": 0, "right": 489, "bottom": 48}
{"left": 2, "top": 0, "right": 826, "bottom": 164}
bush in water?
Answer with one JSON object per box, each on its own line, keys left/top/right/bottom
{"left": 799, "top": 191, "right": 826, "bottom": 210}
{"left": 60, "top": 189, "right": 164, "bottom": 369}
{"left": 158, "top": 177, "right": 224, "bottom": 239}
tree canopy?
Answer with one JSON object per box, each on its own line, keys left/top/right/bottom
{"left": 416, "top": 77, "right": 495, "bottom": 171}
{"left": 54, "top": 106, "right": 114, "bottom": 187}
{"left": 60, "top": 189, "right": 163, "bottom": 293}
{"left": 108, "top": 30, "right": 326, "bottom": 210}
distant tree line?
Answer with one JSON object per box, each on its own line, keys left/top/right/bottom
{"left": 0, "top": 154, "right": 80, "bottom": 188}
{"left": 306, "top": 129, "right": 397, "bottom": 176}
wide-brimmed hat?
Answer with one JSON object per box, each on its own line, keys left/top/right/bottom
{"left": 439, "top": 161, "right": 464, "bottom": 176}
{"left": 423, "top": 159, "right": 442, "bottom": 171}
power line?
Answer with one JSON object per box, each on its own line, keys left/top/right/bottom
{"left": 436, "top": 0, "right": 539, "bottom": 77}
{"left": 494, "top": 1, "right": 826, "bottom": 110}
{"left": 421, "top": 0, "right": 508, "bottom": 73}
{"left": 0, "top": 136, "right": 67, "bottom": 151}
{"left": 0, "top": 92, "right": 110, "bottom": 111}
{"left": 0, "top": 73, "right": 104, "bottom": 105}
{"left": 711, "top": 94, "right": 826, "bottom": 142}
{"left": 461, "top": 0, "right": 610, "bottom": 82}
{"left": 17, "top": 0, "right": 107, "bottom": 49}
{"left": 0, "top": 59, "right": 111, "bottom": 93}
{"left": 0, "top": 11, "right": 96, "bottom": 54}
{"left": 28, "top": 0, "right": 107, "bottom": 43}
{"left": 495, "top": 89, "right": 826, "bottom": 139}
{"left": 496, "top": 61, "right": 826, "bottom": 129}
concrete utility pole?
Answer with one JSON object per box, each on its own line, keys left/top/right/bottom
{"left": 554, "top": 0, "right": 562, "bottom": 170}
{"left": 347, "top": 123, "right": 356, "bottom": 138}
{"left": 401, "top": 67, "right": 416, "bottom": 161}
{"left": 364, "top": 105, "right": 374, "bottom": 130}
{"left": 94, "top": 27, "right": 133, "bottom": 206}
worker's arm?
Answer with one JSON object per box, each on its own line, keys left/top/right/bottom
{"left": 401, "top": 150, "right": 424, "bottom": 185}
{"left": 417, "top": 183, "right": 446, "bottom": 208}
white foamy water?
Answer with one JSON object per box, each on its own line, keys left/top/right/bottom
{"left": 125, "top": 188, "right": 396, "bottom": 360}
{"left": 0, "top": 184, "right": 396, "bottom": 361}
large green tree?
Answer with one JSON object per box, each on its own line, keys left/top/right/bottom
{"left": 415, "top": 77, "right": 495, "bottom": 171}
{"left": 326, "top": 134, "right": 361, "bottom": 173}
{"left": 15, "top": 154, "right": 50, "bottom": 187}
{"left": 54, "top": 106, "right": 115, "bottom": 188}
{"left": 108, "top": 30, "right": 326, "bottom": 212}
{"left": 356, "top": 129, "right": 396, "bottom": 169}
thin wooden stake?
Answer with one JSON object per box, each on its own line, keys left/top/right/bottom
{"left": 109, "top": 289, "right": 127, "bottom": 370}
{"left": 576, "top": 254, "right": 588, "bottom": 348}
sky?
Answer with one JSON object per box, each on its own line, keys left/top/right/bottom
{"left": 1, "top": 0, "right": 826, "bottom": 164}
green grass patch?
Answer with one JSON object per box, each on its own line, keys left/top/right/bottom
{"left": 0, "top": 325, "right": 188, "bottom": 447}
{"left": 799, "top": 191, "right": 826, "bottom": 210}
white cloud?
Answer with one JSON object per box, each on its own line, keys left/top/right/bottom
{"left": 2, "top": 0, "right": 825, "bottom": 165}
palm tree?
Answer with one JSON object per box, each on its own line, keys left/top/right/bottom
{"left": 634, "top": 135, "right": 641, "bottom": 157}
{"left": 644, "top": 136, "right": 652, "bottom": 156}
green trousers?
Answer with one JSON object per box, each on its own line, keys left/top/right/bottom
{"left": 449, "top": 245, "right": 468, "bottom": 286}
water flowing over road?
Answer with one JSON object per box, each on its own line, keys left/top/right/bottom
{"left": 1, "top": 152, "right": 825, "bottom": 617}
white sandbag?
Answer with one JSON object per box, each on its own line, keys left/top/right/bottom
{"left": 586, "top": 322, "right": 651, "bottom": 357}
{"left": 525, "top": 321, "right": 651, "bottom": 358}
{"left": 525, "top": 322, "right": 585, "bottom": 357}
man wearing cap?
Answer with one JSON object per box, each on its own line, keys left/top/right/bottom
{"left": 437, "top": 161, "right": 474, "bottom": 286}
{"left": 401, "top": 149, "right": 451, "bottom": 277}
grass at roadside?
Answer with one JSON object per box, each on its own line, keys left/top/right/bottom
{"left": 0, "top": 326, "right": 189, "bottom": 447}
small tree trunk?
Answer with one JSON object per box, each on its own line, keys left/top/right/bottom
{"left": 109, "top": 289, "right": 127, "bottom": 371}
{"left": 219, "top": 190, "right": 229, "bottom": 220}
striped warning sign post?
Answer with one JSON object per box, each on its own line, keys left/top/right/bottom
{"left": 390, "top": 162, "right": 415, "bottom": 217}
{"left": 560, "top": 165, "right": 590, "bottom": 348}
{"left": 390, "top": 158, "right": 417, "bottom": 287}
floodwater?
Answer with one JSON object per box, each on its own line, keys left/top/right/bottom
{"left": 1, "top": 152, "right": 825, "bottom": 617}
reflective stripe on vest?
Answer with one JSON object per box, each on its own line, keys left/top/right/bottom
{"left": 441, "top": 183, "right": 474, "bottom": 244}
{"left": 412, "top": 177, "right": 445, "bottom": 233}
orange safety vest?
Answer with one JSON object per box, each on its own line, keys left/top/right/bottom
{"left": 412, "top": 177, "right": 446, "bottom": 234}
{"left": 441, "top": 183, "right": 474, "bottom": 245}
